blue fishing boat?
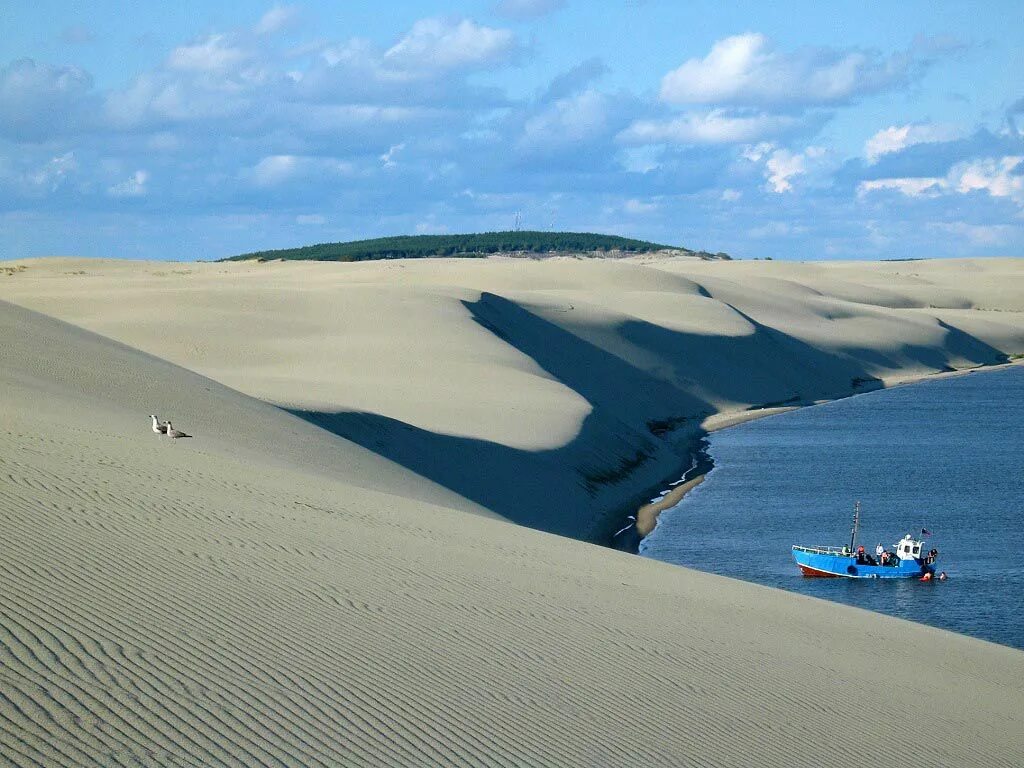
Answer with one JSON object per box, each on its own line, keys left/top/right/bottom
{"left": 792, "top": 502, "right": 941, "bottom": 580}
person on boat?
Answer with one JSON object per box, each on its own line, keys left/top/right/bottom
{"left": 925, "top": 548, "right": 939, "bottom": 565}
{"left": 856, "top": 545, "right": 867, "bottom": 565}
{"left": 875, "top": 543, "right": 884, "bottom": 562}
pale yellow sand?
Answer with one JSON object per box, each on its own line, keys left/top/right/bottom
{"left": 3, "top": 256, "right": 1023, "bottom": 540}
{"left": 1, "top": 257, "right": 1024, "bottom": 765}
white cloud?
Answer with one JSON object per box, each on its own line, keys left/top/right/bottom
{"left": 660, "top": 33, "right": 909, "bottom": 106}
{"left": 380, "top": 143, "right": 405, "bottom": 168}
{"left": 857, "top": 177, "right": 945, "bottom": 197}
{"left": 383, "top": 18, "right": 516, "bottom": 74}
{"left": 107, "top": 170, "right": 149, "bottom": 198}
{"left": 493, "top": 0, "right": 566, "bottom": 19}
{"left": 251, "top": 155, "right": 298, "bottom": 186}
{"left": 254, "top": 6, "right": 298, "bottom": 36}
{"left": 27, "top": 152, "right": 77, "bottom": 191}
{"left": 617, "top": 145, "right": 663, "bottom": 174}
{"left": 167, "top": 35, "right": 248, "bottom": 73}
{"left": 857, "top": 156, "right": 1024, "bottom": 206}
{"left": 950, "top": 156, "right": 1024, "bottom": 202}
{"left": 763, "top": 146, "right": 826, "bottom": 193}
{"left": 296, "top": 213, "right": 326, "bottom": 225}
{"left": 248, "top": 155, "right": 355, "bottom": 187}
{"left": 741, "top": 142, "right": 774, "bottom": 162}
{"left": 721, "top": 188, "right": 742, "bottom": 201}
{"left": 103, "top": 70, "right": 251, "bottom": 128}
{"left": 619, "top": 109, "right": 803, "bottom": 145}
{"left": 864, "top": 123, "right": 964, "bottom": 163}
{"left": 520, "top": 90, "right": 613, "bottom": 150}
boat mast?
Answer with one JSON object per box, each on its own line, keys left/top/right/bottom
{"left": 849, "top": 500, "right": 860, "bottom": 552}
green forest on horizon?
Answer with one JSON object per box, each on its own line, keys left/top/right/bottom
{"left": 222, "top": 231, "right": 730, "bottom": 263}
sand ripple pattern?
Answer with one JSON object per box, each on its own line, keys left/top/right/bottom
{"left": 1, "top": 300, "right": 1023, "bottom": 766}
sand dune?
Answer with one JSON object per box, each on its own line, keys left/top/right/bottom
{"left": 1, "top": 258, "right": 1024, "bottom": 765}
{"left": 3, "top": 256, "right": 1022, "bottom": 540}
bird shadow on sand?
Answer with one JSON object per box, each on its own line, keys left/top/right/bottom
{"left": 289, "top": 292, "right": 1008, "bottom": 544}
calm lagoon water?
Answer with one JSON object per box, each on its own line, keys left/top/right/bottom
{"left": 640, "top": 366, "right": 1024, "bottom": 650}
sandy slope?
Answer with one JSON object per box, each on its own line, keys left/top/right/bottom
{"left": 1, "top": 297, "right": 1023, "bottom": 766}
{"left": 2, "top": 256, "right": 1023, "bottom": 541}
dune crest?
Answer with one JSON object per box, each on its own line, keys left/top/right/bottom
{"left": 2, "top": 256, "right": 1022, "bottom": 541}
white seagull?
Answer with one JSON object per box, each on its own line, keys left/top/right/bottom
{"left": 150, "top": 415, "right": 168, "bottom": 435}
{"left": 165, "top": 421, "right": 193, "bottom": 440}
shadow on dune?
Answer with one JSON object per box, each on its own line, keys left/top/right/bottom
{"left": 291, "top": 293, "right": 1009, "bottom": 544}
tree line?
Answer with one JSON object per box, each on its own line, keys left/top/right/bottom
{"left": 222, "top": 231, "right": 728, "bottom": 262}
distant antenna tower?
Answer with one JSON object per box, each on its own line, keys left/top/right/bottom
{"left": 514, "top": 211, "right": 522, "bottom": 232}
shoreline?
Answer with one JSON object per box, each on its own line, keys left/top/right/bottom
{"left": 614, "top": 358, "right": 1024, "bottom": 554}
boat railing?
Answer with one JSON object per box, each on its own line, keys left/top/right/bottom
{"left": 791, "top": 544, "right": 850, "bottom": 556}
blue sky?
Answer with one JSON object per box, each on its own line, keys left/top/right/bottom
{"left": 2, "top": 1, "right": 1022, "bottom": 260}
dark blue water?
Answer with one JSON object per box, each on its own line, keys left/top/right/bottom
{"left": 640, "top": 366, "right": 1024, "bottom": 649}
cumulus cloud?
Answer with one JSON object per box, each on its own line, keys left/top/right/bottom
{"left": 619, "top": 109, "right": 807, "bottom": 145}
{"left": 952, "top": 156, "right": 1024, "bottom": 198}
{"left": 4, "top": 5, "right": 1017, "bottom": 262}
{"left": 762, "top": 146, "right": 827, "bottom": 192}
{"left": 857, "top": 177, "right": 944, "bottom": 197}
{"left": 383, "top": 18, "right": 517, "bottom": 74}
{"left": 857, "top": 156, "right": 1024, "bottom": 206}
{"left": 247, "top": 154, "right": 356, "bottom": 187}
{"left": 167, "top": 35, "right": 249, "bottom": 73}
{"left": 250, "top": 155, "right": 298, "bottom": 186}
{"left": 864, "top": 123, "right": 964, "bottom": 163}
{"left": 660, "top": 33, "right": 912, "bottom": 107}
{"left": 519, "top": 90, "right": 616, "bottom": 152}
{"left": 102, "top": 69, "right": 253, "bottom": 129}
{"left": 254, "top": 6, "right": 298, "bottom": 36}
{"left": 493, "top": 0, "right": 566, "bottom": 19}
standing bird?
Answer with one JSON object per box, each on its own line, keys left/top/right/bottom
{"left": 165, "top": 421, "right": 192, "bottom": 439}
{"left": 150, "top": 415, "right": 168, "bottom": 435}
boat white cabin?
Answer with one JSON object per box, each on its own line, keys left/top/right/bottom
{"left": 894, "top": 534, "right": 924, "bottom": 561}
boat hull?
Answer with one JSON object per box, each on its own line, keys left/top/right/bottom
{"left": 792, "top": 547, "right": 931, "bottom": 579}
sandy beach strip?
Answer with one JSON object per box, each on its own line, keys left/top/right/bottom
{"left": 633, "top": 358, "right": 1024, "bottom": 542}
